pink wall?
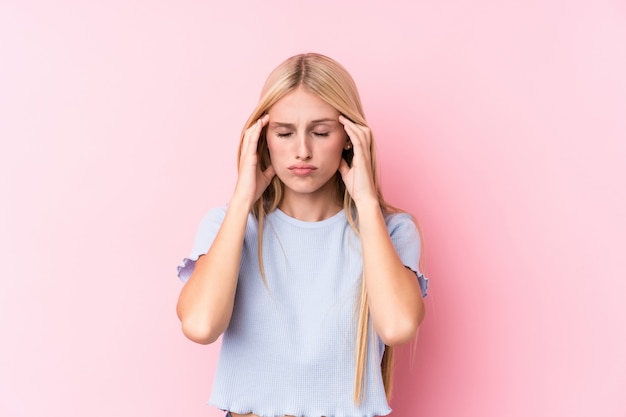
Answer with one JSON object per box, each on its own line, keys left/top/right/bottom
{"left": 1, "top": 1, "right": 625, "bottom": 416}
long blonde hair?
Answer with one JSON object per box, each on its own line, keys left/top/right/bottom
{"left": 237, "top": 53, "right": 407, "bottom": 403}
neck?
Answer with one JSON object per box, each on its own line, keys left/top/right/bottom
{"left": 279, "top": 188, "right": 342, "bottom": 222}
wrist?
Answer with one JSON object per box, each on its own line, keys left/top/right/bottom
{"left": 228, "top": 193, "right": 256, "bottom": 214}
{"left": 354, "top": 197, "right": 382, "bottom": 217}
{"left": 354, "top": 195, "right": 380, "bottom": 210}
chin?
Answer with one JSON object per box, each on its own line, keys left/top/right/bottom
{"left": 277, "top": 179, "right": 321, "bottom": 194}
{"left": 277, "top": 172, "right": 338, "bottom": 195}
{"left": 285, "top": 184, "right": 324, "bottom": 195}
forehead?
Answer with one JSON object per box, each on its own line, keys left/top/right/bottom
{"left": 268, "top": 88, "right": 339, "bottom": 120}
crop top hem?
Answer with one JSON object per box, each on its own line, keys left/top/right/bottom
{"left": 209, "top": 400, "right": 392, "bottom": 417}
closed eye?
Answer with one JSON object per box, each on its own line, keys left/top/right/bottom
{"left": 313, "top": 132, "right": 329, "bottom": 137}
{"left": 276, "top": 132, "right": 293, "bottom": 138}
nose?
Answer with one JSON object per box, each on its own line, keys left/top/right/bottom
{"left": 295, "top": 134, "right": 311, "bottom": 160}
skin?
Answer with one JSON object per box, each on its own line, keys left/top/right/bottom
{"left": 265, "top": 87, "right": 347, "bottom": 220}
{"left": 176, "top": 87, "right": 425, "bottom": 417}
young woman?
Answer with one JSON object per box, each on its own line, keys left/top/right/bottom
{"left": 176, "top": 53, "right": 428, "bottom": 417}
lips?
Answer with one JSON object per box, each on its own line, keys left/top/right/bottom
{"left": 288, "top": 164, "right": 317, "bottom": 176}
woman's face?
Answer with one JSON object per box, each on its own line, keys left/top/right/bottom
{"left": 265, "top": 88, "right": 349, "bottom": 201}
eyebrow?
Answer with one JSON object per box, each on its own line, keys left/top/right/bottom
{"left": 269, "top": 118, "right": 338, "bottom": 128}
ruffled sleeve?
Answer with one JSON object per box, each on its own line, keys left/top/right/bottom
{"left": 176, "top": 205, "right": 228, "bottom": 283}
{"left": 385, "top": 212, "right": 429, "bottom": 297}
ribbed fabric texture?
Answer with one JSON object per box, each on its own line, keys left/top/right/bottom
{"left": 177, "top": 206, "right": 428, "bottom": 417}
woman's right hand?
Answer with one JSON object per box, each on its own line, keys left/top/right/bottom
{"left": 233, "top": 114, "right": 275, "bottom": 208}
{"left": 178, "top": 115, "right": 274, "bottom": 345}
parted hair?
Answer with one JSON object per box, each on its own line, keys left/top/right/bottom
{"left": 237, "top": 52, "right": 411, "bottom": 403}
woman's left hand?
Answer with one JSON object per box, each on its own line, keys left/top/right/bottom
{"left": 338, "top": 115, "right": 378, "bottom": 206}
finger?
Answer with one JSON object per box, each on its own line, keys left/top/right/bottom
{"left": 243, "top": 115, "right": 269, "bottom": 157}
{"left": 339, "top": 118, "right": 358, "bottom": 146}
{"left": 245, "top": 121, "right": 262, "bottom": 156}
{"left": 252, "top": 115, "right": 270, "bottom": 157}
{"left": 340, "top": 120, "right": 373, "bottom": 163}
{"left": 338, "top": 115, "right": 366, "bottom": 132}
{"left": 338, "top": 114, "right": 356, "bottom": 138}
{"left": 262, "top": 164, "right": 275, "bottom": 180}
{"left": 339, "top": 115, "right": 371, "bottom": 138}
{"left": 338, "top": 158, "right": 350, "bottom": 178}
{"left": 241, "top": 126, "right": 256, "bottom": 158}
{"left": 339, "top": 116, "right": 367, "bottom": 144}
{"left": 338, "top": 114, "right": 356, "bottom": 125}
{"left": 342, "top": 124, "right": 368, "bottom": 159}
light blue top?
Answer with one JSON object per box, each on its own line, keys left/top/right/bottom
{"left": 178, "top": 206, "right": 428, "bottom": 417}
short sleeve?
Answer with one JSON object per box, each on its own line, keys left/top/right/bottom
{"left": 176, "top": 205, "right": 228, "bottom": 283}
{"left": 385, "top": 212, "right": 429, "bottom": 297}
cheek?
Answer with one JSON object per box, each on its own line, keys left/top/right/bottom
{"left": 266, "top": 139, "right": 291, "bottom": 165}
{"left": 328, "top": 138, "right": 348, "bottom": 158}
{"left": 322, "top": 144, "right": 346, "bottom": 168}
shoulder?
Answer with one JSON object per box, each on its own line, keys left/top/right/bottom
{"left": 384, "top": 211, "right": 418, "bottom": 238}
{"left": 199, "top": 204, "right": 228, "bottom": 225}
{"left": 383, "top": 211, "right": 422, "bottom": 259}
{"left": 197, "top": 204, "right": 259, "bottom": 237}
{"left": 192, "top": 205, "right": 232, "bottom": 248}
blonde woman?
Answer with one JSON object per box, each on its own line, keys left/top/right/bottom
{"left": 176, "top": 53, "right": 428, "bottom": 417}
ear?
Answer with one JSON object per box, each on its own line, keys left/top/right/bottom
{"left": 342, "top": 144, "right": 354, "bottom": 166}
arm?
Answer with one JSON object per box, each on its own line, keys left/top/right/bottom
{"left": 176, "top": 115, "right": 274, "bottom": 344}
{"left": 338, "top": 115, "right": 425, "bottom": 346}
{"left": 176, "top": 201, "right": 251, "bottom": 344}
{"left": 357, "top": 203, "right": 425, "bottom": 346}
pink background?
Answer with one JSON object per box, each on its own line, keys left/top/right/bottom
{"left": 1, "top": 1, "right": 625, "bottom": 416}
